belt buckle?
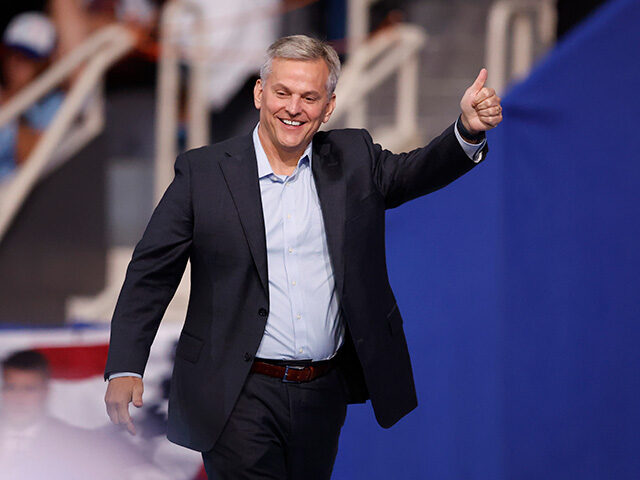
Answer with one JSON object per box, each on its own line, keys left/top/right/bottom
{"left": 282, "top": 365, "right": 305, "bottom": 383}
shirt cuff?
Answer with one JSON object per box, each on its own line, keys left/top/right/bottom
{"left": 108, "top": 372, "right": 142, "bottom": 381}
{"left": 454, "top": 121, "right": 487, "bottom": 163}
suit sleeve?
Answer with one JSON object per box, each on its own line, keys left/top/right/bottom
{"left": 365, "top": 123, "right": 487, "bottom": 209}
{"left": 104, "top": 153, "right": 193, "bottom": 378}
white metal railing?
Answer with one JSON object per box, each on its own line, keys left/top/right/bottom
{"left": 346, "top": 0, "right": 381, "bottom": 128}
{"left": 486, "top": 0, "right": 556, "bottom": 95}
{"left": 71, "top": 2, "right": 425, "bottom": 323}
{"left": 155, "top": 0, "right": 210, "bottom": 203}
{"left": 325, "top": 24, "right": 427, "bottom": 153}
{"left": 66, "top": 246, "right": 191, "bottom": 323}
{"left": 154, "top": 0, "right": 424, "bottom": 200}
{"left": 0, "top": 24, "right": 135, "bottom": 244}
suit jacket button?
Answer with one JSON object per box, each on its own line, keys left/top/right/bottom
{"left": 258, "top": 308, "right": 268, "bottom": 317}
{"left": 244, "top": 352, "right": 252, "bottom": 362}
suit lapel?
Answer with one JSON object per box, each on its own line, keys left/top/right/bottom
{"left": 217, "top": 134, "right": 346, "bottom": 302}
{"left": 218, "top": 137, "right": 269, "bottom": 297}
{"left": 312, "top": 136, "right": 346, "bottom": 300}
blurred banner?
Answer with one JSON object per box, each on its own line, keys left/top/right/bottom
{"left": 333, "top": 0, "right": 640, "bottom": 479}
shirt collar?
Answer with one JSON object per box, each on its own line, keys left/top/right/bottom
{"left": 252, "top": 123, "right": 313, "bottom": 179}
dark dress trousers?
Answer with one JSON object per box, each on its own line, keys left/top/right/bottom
{"left": 105, "top": 124, "right": 485, "bottom": 452}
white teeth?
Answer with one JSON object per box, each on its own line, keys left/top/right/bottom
{"left": 282, "top": 119, "right": 302, "bottom": 126}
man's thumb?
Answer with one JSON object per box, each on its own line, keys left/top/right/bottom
{"left": 470, "top": 68, "right": 488, "bottom": 92}
{"left": 132, "top": 382, "right": 144, "bottom": 408}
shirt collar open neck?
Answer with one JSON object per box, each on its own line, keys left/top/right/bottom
{"left": 252, "top": 123, "right": 313, "bottom": 179}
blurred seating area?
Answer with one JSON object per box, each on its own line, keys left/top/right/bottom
{"left": 0, "top": 0, "right": 435, "bottom": 327}
{"left": 1, "top": 12, "right": 63, "bottom": 179}
{"left": 0, "top": 0, "right": 609, "bottom": 355}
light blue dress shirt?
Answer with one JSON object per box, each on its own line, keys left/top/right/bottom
{"left": 252, "top": 125, "right": 343, "bottom": 361}
{"left": 454, "top": 118, "right": 487, "bottom": 162}
{"left": 109, "top": 121, "right": 485, "bottom": 378}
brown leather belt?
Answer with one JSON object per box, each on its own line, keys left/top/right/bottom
{"left": 251, "top": 358, "right": 334, "bottom": 383}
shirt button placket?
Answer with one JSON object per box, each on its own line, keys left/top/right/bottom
{"left": 282, "top": 179, "right": 299, "bottom": 356}
{"left": 293, "top": 168, "right": 310, "bottom": 358}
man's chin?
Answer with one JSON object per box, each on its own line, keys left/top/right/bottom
{"left": 277, "top": 136, "right": 309, "bottom": 153}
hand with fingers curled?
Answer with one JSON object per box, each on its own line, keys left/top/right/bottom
{"left": 104, "top": 376, "right": 144, "bottom": 436}
{"left": 459, "top": 68, "right": 503, "bottom": 137}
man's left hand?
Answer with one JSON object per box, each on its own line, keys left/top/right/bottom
{"left": 460, "top": 68, "right": 503, "bottom": 134}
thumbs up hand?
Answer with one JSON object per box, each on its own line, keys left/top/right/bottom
{"left": 459, "top": 68, "right": 502, "bottom": 135}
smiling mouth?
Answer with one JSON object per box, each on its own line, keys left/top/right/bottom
{"left": 279, "top": 118, "right": 304, "bottom": 127}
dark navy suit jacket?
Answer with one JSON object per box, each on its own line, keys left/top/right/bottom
{"left": 105, "top": 124, "right": 485, "bottom": 451}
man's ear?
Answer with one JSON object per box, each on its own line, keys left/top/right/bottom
{"left": 254, "top": 79, "right": 263, "bottom": 110}
{"left": 322, "top": 93, "right": 337, "bottom": 123}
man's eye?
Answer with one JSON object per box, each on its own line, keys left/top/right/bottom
{"left": 305, "top": 97, "right": 317, "bottom": 102}
{"left": 276, "top": 91, "right": 287, "bottom": 97}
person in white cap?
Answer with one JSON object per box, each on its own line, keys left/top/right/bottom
{"left": 0, "top": 12, "right": 64, "bottom": 179}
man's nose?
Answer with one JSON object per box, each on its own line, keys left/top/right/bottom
{"left": 285, "top": 96, "right": 302, "bottom": 116}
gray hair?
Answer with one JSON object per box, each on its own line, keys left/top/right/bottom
{"left": 260, "top": 35, "right": 341, "bottom": 96}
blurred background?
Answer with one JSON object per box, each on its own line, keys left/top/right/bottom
{"left": 0, "top": 0, "right": 638, "bottom": 478}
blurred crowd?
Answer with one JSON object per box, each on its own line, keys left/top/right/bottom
{"left": 0, "top": 0, "right": 159, "bottom": 179}
{"left": 0, "top": 13, "right": 63, "bottom": 177}
{"left": 0, "top": 0, "right": 411, "bottom": 180}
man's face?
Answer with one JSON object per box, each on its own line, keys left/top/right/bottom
{"left": 254, "top": 57, "right": 336, "bottom": 158}
{"left": 1, "top": 368, "right": 49, "bottom": 428}
{"left": 1, "top": 50, "right": 43, "bottom": 92}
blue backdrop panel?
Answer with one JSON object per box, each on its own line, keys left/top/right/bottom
{"left": 498, "top": 0, "right": 640, "bottom": 478}
{"left": 333, "top": 155, "right": 504, "bottom": 480}
{"left": 333, "top": 0, "right": 640, "bottom": 478}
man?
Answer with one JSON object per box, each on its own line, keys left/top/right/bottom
{"left": 0, "top": 351, "right": 99, "bottom": 477}
{"left": 1, "top": 349, "right": 171, "bottom": 479}
{"left": 0, "top": 349, "right": 93, "bottom": 478}
{"left": 105, "top": 35, "right": 502, "bottom": 479}
{"left": 0, "top": 12, "right": 64, "bottom": 178}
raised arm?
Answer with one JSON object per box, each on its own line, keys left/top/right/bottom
{"left": 369, "top": 69, "right": 502, "bottom": 208}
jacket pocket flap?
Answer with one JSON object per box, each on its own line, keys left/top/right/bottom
{"left": 176, "top": 330, "right": 204, "bottom": 364}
